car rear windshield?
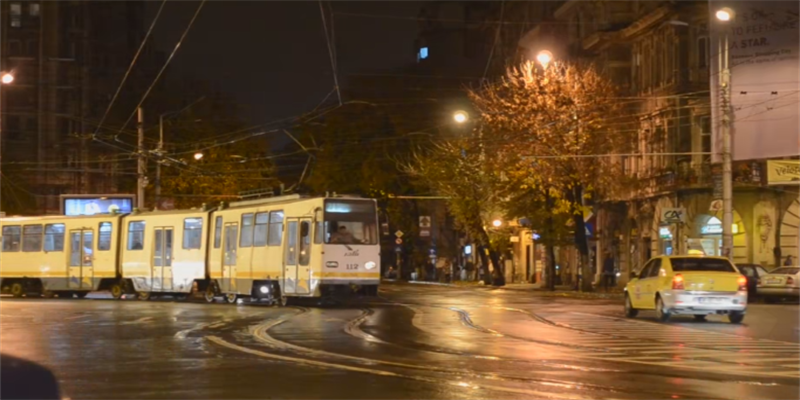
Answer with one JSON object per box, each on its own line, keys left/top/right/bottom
{"left": 769, "top": 267, "right": 800, "bottom": 275}
{"left": 670, "top": 258, "right": 736, "bottom": 273}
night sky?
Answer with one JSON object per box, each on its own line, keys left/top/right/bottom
{"left": 149, "top": 1, "right": 423, "bottom": 126}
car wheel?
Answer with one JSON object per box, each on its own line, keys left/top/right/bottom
{"left": 693, "top": 315, "right": 707, "bottom": 322}
{"left": 655, "top": 296, "right": 671, "bottom": 322}
{"left": 624, "top": 294, "right": 638, "bottom": 318}
{"left": 729, "top": 311, "right": 745, "bottom": 324}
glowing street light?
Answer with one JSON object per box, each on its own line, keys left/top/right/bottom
{"left": 715, "top": 7, "right": 734, "bottom": 21}
{"left": 492, "top": 219, "right": 502, "bottom": 228}
{"left": 536, "top": 50, "right": 553, "bottom": 69}
{"left": 193, "top": 152, "right": 203, "bottom": 160}
{"left": 453, "top": 110, "right": 468, "bottom": 124}
{"left": 1, "top": 73, "right": 14, "bottom": 84}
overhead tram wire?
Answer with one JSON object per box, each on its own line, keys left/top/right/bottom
{"left": 91, "top": 0, "right": 167, "bottom": 140}
{"left": 116, "top": 0, "right": 207, "bottom": 139}
{"left": 319, "top": 0, "right": 342, "bottom": 106}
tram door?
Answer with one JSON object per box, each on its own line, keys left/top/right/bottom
{"left": 152, "top": 228, "right": 174, "bottom": 291}
{"left": 68, "top": 230, "right": 94, "bottom": 289}
{"left": 296, "top": 219, "right": 313, "bottom": 294}
{"left": 282, "top": 220, "right": 298, "bottom": 294}
{"left": 222, "top": 223, "right": 238, "bottom": 292}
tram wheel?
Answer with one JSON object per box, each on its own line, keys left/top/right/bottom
{"left": 75, "top": 292, "right": 88, "bottom": 299}
{"left": 137, "top": 291, "right": 151, "bottom": 301}
{"left": 10, "top": 283, "right": 24, "bottom": 298}
{"left": 110, "top": 284, "right": 124, "bottom": 300}
{"left": 225, "top": 293, "right": 238, "bottom": 304}
{"left": 204, "top": 286, "right": 217, "bottom": 303}
{"left": 42, "top": 290, "right": 56, "bottom": 299}
{"left": 279, "top": 296, "right": 290, "bottom": 307}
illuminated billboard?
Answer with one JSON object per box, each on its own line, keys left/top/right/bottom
{"left": 60, "top": 195, "right": 134, "bottom": 216}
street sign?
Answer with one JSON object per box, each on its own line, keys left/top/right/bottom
{"left": 395, "top": 230, "right": 404, "bottom": 238}
{"left": 395, "top": 238, "right": 403, "bottom": 245}
{"left": 419, "top": 229, "right": 430, "bottom": 237}
{"left": 660, "top": 208, "right": 686, "bottom": 224}
{"left": 419, "top": 216, "right": 431, "bottom": 228}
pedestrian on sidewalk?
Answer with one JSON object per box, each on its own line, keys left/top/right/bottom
{"left": 602, "top": 253, "right": 615, "bottom": 292}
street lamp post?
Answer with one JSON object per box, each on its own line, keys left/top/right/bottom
{"left": 716, "top": 7, "right": 734, "bottom": 259}
{"left": 0, "top": 72, "right": 15, "bottom": 216}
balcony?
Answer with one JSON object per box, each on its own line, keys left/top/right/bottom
{"left": 626, "top": 161, "right": 765, "bottom": 200}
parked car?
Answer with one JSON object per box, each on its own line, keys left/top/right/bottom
{"left": 735, "top": 263, "right": 769, "bottom": 299}
{"left": 757, "top": 266, "right": 800, "bottom": 303}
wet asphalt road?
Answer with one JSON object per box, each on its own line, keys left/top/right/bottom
{"left": 1, "top": 284, "right": 798, "bottom": 400}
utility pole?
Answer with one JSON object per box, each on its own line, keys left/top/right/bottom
{"left": 155, "top": 114, "right": 164, "bottom": 209}
{"left": 720, "top": 27, "right": 733, "bottom": 259}
{"left": 137, "top": 107, "right": 146, "bottom": 210}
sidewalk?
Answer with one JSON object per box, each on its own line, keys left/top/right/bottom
{"left": 390, "top": 280, "right": 625, "bottom": 300}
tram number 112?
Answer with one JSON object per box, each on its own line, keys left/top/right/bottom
{"left": 346, "top": 264, "right": 359, "bottom": 270}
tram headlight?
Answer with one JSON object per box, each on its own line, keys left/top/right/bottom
{"left": 365, "top": 261, "right": 376, "bottom": 270}
{"left": 259, "top": 285, "right": 270, "bottom": 294}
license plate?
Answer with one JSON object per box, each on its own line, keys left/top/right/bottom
{"left": 697, "top": 297, "right": 725, "bottom": 304}
{"left": 765, "top": 278, "right": 781, "bottom": 285}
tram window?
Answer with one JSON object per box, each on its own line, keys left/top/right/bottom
{"left": 98, "top": 222, "right": 112, "bottom": 251}
{"left": 285, "top": 221, "right": 297, "bottom": 265}
{"left": 213, "top": 216, "right": 222, "bottom": 249}
{"left": 22, "top": 224, "right": 43, "bottom": 252}
{"left": 240, "top": 213, "right": 254, "bottom": 248}
{"left": 2, "top": 225, "right": 21, "bottom": 252}
{"left": 44, "top": 223, "right": 65, "bottom": 252}
{"left": 267, "top": 210, "right": 284, "bottom": 246}
{"left": 183, "top": 218, "right": 202, "bottom": 249}
{"left": 127, "top": 221, "right": 145, "bottom": 250}
{"left": 254, "top": 212, "right": 269, "bottom": 247}
{"left": 314, "top": 221, "right": 323, "bottom": 244}
{"left": 299, "top": 221, "right": 311, "bottom": 266}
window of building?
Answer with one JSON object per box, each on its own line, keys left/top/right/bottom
{"left": 698, "top": 37, "right": 709, "bottom": 69}
{"left": 700, "top": 116, "right": 711, "bottom": 162}
{"left": 8, "top": 40, "right": 22, "bottom": 56}
{"left": 268, "top": 211, "right": 284, "bottom": 246}
{"left": 183, "top": 218, "right": 202, "bottom": 249}
{"left": 240, "top": 213, "right": 254, "bottom": 247}
{"left": 98, "top": 222, "right": 112, "bottom": 251}
{"left": 26, "top": 40, "right": 38, "bottom": 57}
{"left": 254, "top": 212, "right": 269, "bottom": 247}
{"left": 29, "top": 3, "right": 40, "bottom": 17}
{"left": 2, "top": 226, "right": 21, "bottom": 252}
{"left": 127, "top": 221, "right": 145, "bottom": 250}
{"left": 213, "top": 216, "right": 222, "bottom": 248}
{"left": 22, "top": 224, "right": 43, "bottom": 252}
{"left": 10, "top": 3, "right": 22, "bottom": 27}
{"left": 44, "top": 224, "right": 65, "bottom": 252}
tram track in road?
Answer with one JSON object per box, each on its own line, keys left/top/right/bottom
{"left": 377, "top": 293, "right": 800, "bottom": 383}
{"left": 195, "top": 302, "right": 729, "bottom": 400}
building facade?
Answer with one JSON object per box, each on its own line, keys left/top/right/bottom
{"left": 1, "top": 1, "right": 160, "bottom": 215}
{"left": 514, "top": 0, "right": 799, "bottom": 285}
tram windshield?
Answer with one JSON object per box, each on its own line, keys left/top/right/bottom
{"left": 323, "top": 200, "right": 378, "bottom": 245}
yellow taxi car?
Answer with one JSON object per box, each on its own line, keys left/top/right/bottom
{"left": 624, "top": 255, "right": 748, "bottom": 323}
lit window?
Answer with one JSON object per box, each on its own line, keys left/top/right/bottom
{"left": 98, "top": 222, "right": 112, "bottom": 251}
{"left": 10, "top": 3, "right": 21, "bottom": 27}
{"left": 419, "top": 47, "right": 429, "bottom": 60}
{"left": 29, "top": 3, "right": 40, "bottom": 17}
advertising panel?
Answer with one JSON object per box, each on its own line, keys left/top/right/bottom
{"left": 61, "top": 195, "right": 134, "bottom": 216}
{"left": 710, "top": 1, "right": 800, "bottom": 162}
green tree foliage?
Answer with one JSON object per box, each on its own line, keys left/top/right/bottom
{"left": 468, "top": 60, "right": 633, "bottom": 291}
{"left": 404, "top": 138, "right": 506, "bottom": 286}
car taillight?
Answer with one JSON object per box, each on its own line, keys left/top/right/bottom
{"left": 672, "top": 274, "right": 684, "bottom": 290}
{"left": 737, "top": 276, "right": 747, "bottom": 291}
{"left": 787, "top": 277, "right": 794, "bottom": 285}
